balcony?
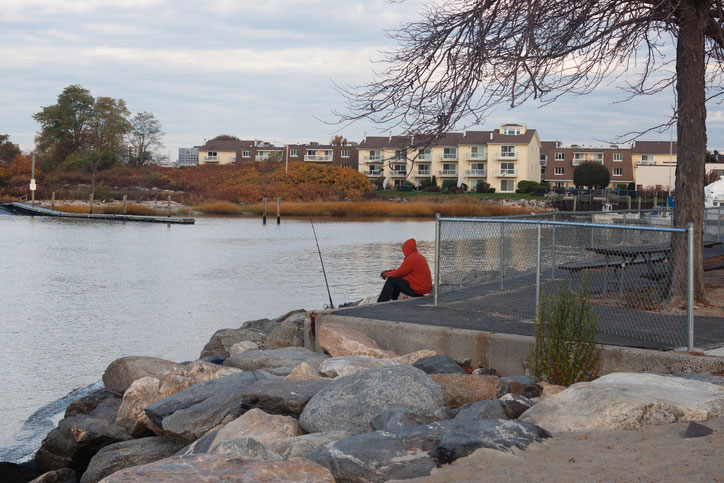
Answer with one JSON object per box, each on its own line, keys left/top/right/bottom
{"left": 438, "top": 169, "right": 457, "bottom": 177}
{"left": 540, "top": 159, "right": 547, "bottom": 166}
{"left": 415, "top": 170, "right": 431, "bottom": 177}
{"left": 637, "top": 159, "right": 657, "bottom": 166}
{"left": 390, "top": 169, "right": 407, "bottom": 177}
{"left": 495, "top": 151, "right": 517, "bottom": 160}
{"left": 465, "top": 169, "right": 487, "bottom": 177}
{"left": 304, "top": 154, "right": 333, "bottom": 162}
{"left": 202, "top": 156, "right": 219, "bottom": 163}
{"left": 466, "top": 153, "right": 487, "bottom": 161}
{"left": 438, "top": 154, "right": 458, "bottom": 162}
{"left": 255, "top": 154, "right": 282, "bottom": 161}
{"left": 362, "top": 155, "right": 382, "bottom": 162}
{"left": 365, "top": 169, "right": 383, "bottom": 176}
{"left": 494, "top": 169, "right": 518, "bottom": 177}
{"left": 417, "top": 154, "right": 432, "bottom": 161}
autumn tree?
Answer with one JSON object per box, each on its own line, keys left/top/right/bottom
{"left": 127, "top": 112, "right": 165, "bottom": 167}
{"left": 210, "top": 134, "right": 241, "bottom": 142}
{"left": 331, "top": 135, "right": 348, "bottom": 146}
{"left": 338, "top": 0, "right": 724, "bottom": 302}
{"left": 0, "top": 134, "right": 21, "bottom": 167}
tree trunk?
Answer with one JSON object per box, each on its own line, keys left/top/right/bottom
{"left": 672, "top": 0, "right": 708, "bottom": 303}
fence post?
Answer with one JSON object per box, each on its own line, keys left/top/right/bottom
{"left": 434, "top": 213, "right": 441, "bottom": 306}
{"left": 719, "top": 207, "right": 722, "bottom": 242}
{"left": 535, "top": 223, "right": 542, "bottom": 317}
{"left": 499, "top": 223, "right": 505, "bottom": 290}
{"left": 687, "top": 222, "right": 695, "bottom": 352}
{"left": 550, "top": 223, "right": 557, "bottom": 280}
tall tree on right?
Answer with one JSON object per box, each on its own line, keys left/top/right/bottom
{"left": 339, "top": 0, "right": 724, "bottom": 303}
{"left": 127, "top": 112, "right": 165, "bottom": 167}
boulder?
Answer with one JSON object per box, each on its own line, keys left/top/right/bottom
{"left": 199, "top": 327, "right": 268, "bottom": 359}
{"left": 100, "top": 455, "right": 335, "bottom": 482}
{"left": 318, "top": 355, "right": 396, "bottom": 378}
{"left": 683, "top": 421, "right": 714, "bottom": 438}
{"left": 224, "top": 347, "right": 328, "bottom": 376}
{"left": 79, "top": 437, "right": 182, "bottom": 483}
{"left": 266, "top": 431, "right": 350, "bottom": 459}
{"left": 241, "top": 379, "right": 331, "bottom": 416}
{"left": 370, "top": 407, "right": 454, "bottom": 431}
{"left": 102, "top": 357, "right": 183, "bottom": 397}
{"left": 209, "top": 409, "right": 304, "bottom": 450}
{"left": 430, "top": 374, "right": 501, "bottom": 408}
{"left": 308, "top": 419, "right": 550, "bottom": 482}
{"left": 35, "top": 415, "right": 131, "bottom": 473}
{"left": 208, "top": 437, "right": 281, "bottom": 460}
{"left": 158, "top": 360, "right": 240, "bottom": 398}
{"left": 65, "top": 390, "right": 117, "bottom": 418}
{"left": 499, "top": 394, "right": 536, "bottom": 419}
{"left": 174, "top": 430, "right": 219, "bottom": 456}
{"left": 413, "top": 355, "right": 466, "bottom": 374}
{"left": 144, "top": 371, "right": 268, "bottom": 444}
{"left": 299, "top": 365, "right": 444, "bottom": 434}
{"left": 318, "top": 323, "right": 398, "bottom": 358}
{"left": 497, "top": 378, "right": 524, "bottom": 397}
{"left": 538, "top": 381, "right": 566, "bottom": 400}
{"left": 229, "top": 341, "right": 259, "bottom": 357}
{"left": 115, "top": 377, "right": 162, "bottom": 437}
{"left": 264, "top": 311, "right": 306, "bottom": 349}
{"left": 284, "top": 362, "right": 325, "bottom": 381}
{"left": 453, "top": 400, "right": 509, "bottom": 423}
{"left": 391, "top": 349, "right": 438, "bottom": 365}
{"left": 0, "top": 462, "right": 41, "bottom": 483}
{"left": 28, "top": 468, "right": 77, "bottom": 483}
{"left": 521, "top": 372, "right": 724, "bottom": 432}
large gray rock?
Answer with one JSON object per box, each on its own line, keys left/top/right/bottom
{"left": 80, "top": 437, "right": 182, "bottom": 483}
{"left": 318, "top": 355, "right": 396, "bottom": 378}
{"left": 29, "top": 468, "right": 78, "bottom": 483}
{"left": 65, "top": 390, "right": 118, "bottom": 418}
{"left": 102, "top": 357, "right": 183, "bottom": 396}
{"left": 308, "top": 419, "right": 550, "bottom": 482}
{"left": 370, "top": 407, "right": 454, "bottom": 432}
{"left": 241, "top": 379, "right": 331, "bottom": 416}
{"left": 144, "top": 371, "right": 268, "bottom": 443}
{"left": 413, "top": 355, "right": 465, "bottom": 374}
{"left": 299, "top": 365, "right": 444, "bottom": 434}
{"left": 174, "top": 430, "right": 219, "bottom": 456}
{"left": 453, "top": 400, "right": 509, "bottom": 424}
{"left": 100, "top": 454, "right": 335, "bottom": 482}
{"left": 521, "top": 372, "right": 724, "bottom": 432}
{"left": 34, "top": 415, "right": 132, "bottom": 473}
{"left": 266, "top": 431, "right": 350, "bottom": 458}
{"left": 224, "top": 347, "right": 329, "bottom": 376}
{"left": 264, "top": 311, "right": 306, "bottom": 349}
{"left": 200, "top": 326, "right": 268, "bottom": 359}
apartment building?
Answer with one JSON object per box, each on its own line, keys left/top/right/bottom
{"left": 631, "top": 140, "right": 677, "bottom": 190}
{"left": 285, "top": 143, "right": 359, "bottom": 169}
{"left": 198, "top": 139, "right": 284, "bottom": 165}
{"left": 357, "top": 124, "right": 541, "bottom": 192}
{"left": 544, "top": 144, "right": 634, "bottom": 189}
{"left": 178, "top": 147, "right": 200, "bottom": 167}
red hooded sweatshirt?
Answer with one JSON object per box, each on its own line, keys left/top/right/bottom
{"left": 385, "top": 238, "right": 433, "bottom": 295}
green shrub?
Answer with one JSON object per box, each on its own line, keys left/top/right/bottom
{"left": 475, "top": 182, "right": 490, "bottom": 193}
{"left": 527, "top": 282, "right": 601, "bottom": 386}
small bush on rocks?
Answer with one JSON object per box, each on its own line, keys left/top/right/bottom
{"left": 527, "top": 282, "right": 600, "bottom": 386}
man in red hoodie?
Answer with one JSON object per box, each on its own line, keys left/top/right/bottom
{"left": 377, "top": 238, "right": 433, "bottom": 302}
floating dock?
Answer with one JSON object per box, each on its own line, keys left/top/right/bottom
{"left": 0, "top": 202, "right": 195, "bottom": 224}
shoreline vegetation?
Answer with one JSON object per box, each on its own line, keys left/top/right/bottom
{"left": 38, "top": 199, "right": 548, "bottom": 219}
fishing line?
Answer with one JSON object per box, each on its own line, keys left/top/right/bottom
{"left": 310, "top": 217, "right": 334, "bottom": 309}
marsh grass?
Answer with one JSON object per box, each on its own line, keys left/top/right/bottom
{"left": 197, "top": 199, "right": 544, "bottom": 218}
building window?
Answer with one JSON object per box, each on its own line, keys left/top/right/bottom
{"left": 613, "top": 152, "right": 623, "bottom": 162}
{"left": 441, "top": 163, "right": 456, "bottom": 175}
{"left": 503, "top": 126, "right": 521, "bottom": 135}
{"left": 443, "top": 147, "right": 457, "bottom": 160}
{"left": 500, "top": 162, "right": 516, "bottom": 175}
{"left": 208, "top": 151, "right": 217, "bottom": 157}
{"left": 342, "top": 163, "right": 350, "bottom": 168}
{"left": 290, "top": 149, "right": 298, "bottom": 157}
{"left": 341, "top": 149, "right": 350, "bottom": 158}
{"left": 540, "top": 154, "right": 547, "bottom": 162}
{"left": 500, "top": 179, "right": 515, "bottom": 191}
{"left": 417, "top": 164, "right": 431, "bottom": 175}
{"left": 470, "top": 146, "right": 485, "bottom": 159}
{"left": 613, "top": 168, "right": 623, "bottom": 176}
{"left": 500, "top": 145, "right": 515, "bottom": 157}
{"left": 554, "top": 152, "right": 565, "bottom": 161}
{"left": 418, "top": 148, "right": 431, "bottom": 160}
{"left": 369, "top": 150, "right": 381, "bottom": 161}
{"left": 554, "top": 167, "right": 564, "bottom": 175}
{"left": 242, "top": 150, "right": 251, "bottom": 158}
{"left": 394, "top": 149, "right": 407, "bottom": 160}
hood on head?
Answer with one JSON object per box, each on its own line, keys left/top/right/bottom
{"left": 402, "top": 238, "right": 417, "bottom": 256}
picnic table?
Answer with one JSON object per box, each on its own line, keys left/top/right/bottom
{"left": 585, "top": 243, "right": 671, "bottom": 295}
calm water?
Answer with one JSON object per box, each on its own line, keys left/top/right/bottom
{"left": 0, "top": 212, "right": 434, "bottom": 461}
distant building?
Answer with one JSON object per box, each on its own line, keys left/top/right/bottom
{"left": 197, "top": 139, "right": 285, "bottom": 165}
{"left": 544, "top": 144, "right": 634, "bottom": 189}
{"left": 178, "top": 147, "right": 200, "bottom": 167}
{"left": 631, "top": 140, "right": 677, "bottom": 191}
{"left": 285, "top": 143, "right": 359, "bottom": 170}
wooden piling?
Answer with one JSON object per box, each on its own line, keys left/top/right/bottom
{"left": 51, "top": 192, "right": 55, "bottom": 211}
{"left": 167, "top": 195, "right": 171, "bottom": 217}
{"left": 89, "top": 193, "right": 94, "bottom": 214}
{"left": 654, "top": 192, "right": 658, "bottom": 209}
{"left": 627, "top": 195, "right": 631, "bottom": 210}
{"left": 123, "top": 195, "right": 127, "bottom": 215}
{"left": 263, "top": 197, "right": 267, "bottom": 225}
{"left": 573, "top": 196, "right": 577, "bottom": 212}
{"left": 638, "top": 196, "right": 642, "bottom": 211}
{"left": 276, "top": 198, "right": 280, "bottom": 225}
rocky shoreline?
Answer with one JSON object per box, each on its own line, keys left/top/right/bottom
{"left": 4, "top": 309, "right": 724, "bottom": 482}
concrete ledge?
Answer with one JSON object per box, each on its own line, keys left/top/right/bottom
{"left": 309, "top": 313, "right": 724, "bottom": 377}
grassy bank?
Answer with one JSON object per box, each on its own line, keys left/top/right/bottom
{"left": 194, "top": 199, "right": 546, "bottom": 218}
{"left": 373, "top": 190, "right": 546, "bottom": 200}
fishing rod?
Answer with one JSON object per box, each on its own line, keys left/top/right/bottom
{"left": 310, "top": 217, "right": 334, "bottom": 309}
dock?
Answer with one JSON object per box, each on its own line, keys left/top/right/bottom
{"left": 0, "top": 202, "right": 195, "bottom": 224}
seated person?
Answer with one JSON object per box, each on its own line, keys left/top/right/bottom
{"left": 377, "top": 238, "right": 432, "bottom": 302}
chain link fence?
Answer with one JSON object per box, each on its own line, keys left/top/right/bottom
{"left": 434, "top": 215, "right": 694, "bottom": 349}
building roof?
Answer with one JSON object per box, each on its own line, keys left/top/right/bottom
{"left": 358, "top": 129, "right": 538, "bottom": 149}
{"left": 200, "top": 139, "right": 257, "bottom": 151}
{"left": 541, "top": 141, "right": 562, "bottom": 151}
{"left": 632, "top": 141, "right": 677, "bottom": 154}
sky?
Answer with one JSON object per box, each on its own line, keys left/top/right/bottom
{"left": 2, "top": 0, "right": 723, "bottom": 161}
